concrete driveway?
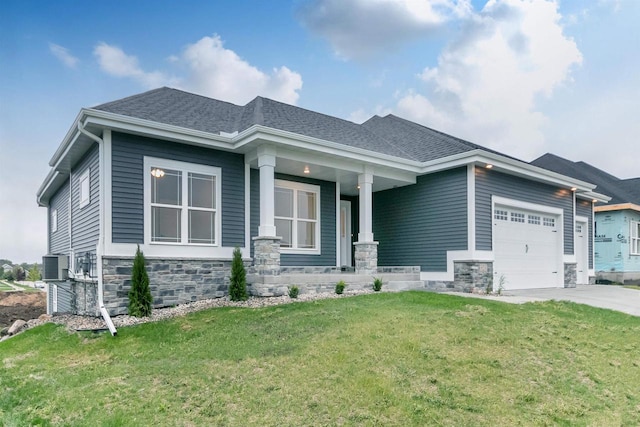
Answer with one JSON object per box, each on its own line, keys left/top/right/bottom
{"left": 447, "top": 285, "right": 640, "bottom": 317}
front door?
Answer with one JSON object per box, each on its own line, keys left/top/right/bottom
{"left": 340, "top": 200, "right": 352, "bottom": 267}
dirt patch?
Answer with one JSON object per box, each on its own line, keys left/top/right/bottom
{"left": 0, "top": 292, "right": 46, "bottom": 328}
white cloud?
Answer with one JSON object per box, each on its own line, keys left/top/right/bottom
{"left": 181, "top": 35, "right": 302, "bottom": 105}
{"left": 348, "top": 104, "right": 392, "bottom": 123}
{"left": 394, "top": 0, "right": 582, "bottom": 159}
{"left": 298, "top": 0, "right": 472, "bottom": 60}
{"left": 49, "top": 43, "right": 79, "bottom": 68}
{"left": 93, "top": 36, "right": 302, "bottom": 105}
{"left": 94, "top": 42, "right": 171, "bottom": 88}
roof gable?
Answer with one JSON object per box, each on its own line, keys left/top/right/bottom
{"left": 532, "top": 153, "right": 639, "bottom": 205}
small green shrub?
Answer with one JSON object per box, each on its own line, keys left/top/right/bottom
{"left": 128, "top": 245, "right": 152, "bottom": 317}
{"left": 335, "top": 280, "right": 346, "bottom": 295}
{"left": 288, "top": 286, "right": 299, "bottom": 299}
{"left": 373, "top": 277, "right": 383, "bottom": 292}
{"left": 229, "top": 247, "right": 248, "bottom": 301}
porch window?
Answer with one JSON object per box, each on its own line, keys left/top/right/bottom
{"left": 274, "top": 180, "right": 320, "bottom": 252}
{"left": 145, "top": 157, "right": 221, "bottom": 246}
{"left": 631, "top": 221, "right": 640, "bottom": 256}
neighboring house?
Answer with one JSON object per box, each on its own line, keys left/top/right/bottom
{"left": 2, "top": 264, "right": 12, "bottom": 274}
{"left": 532, "top": 153, "right": 640, "bottom": 284}
{"left": 37, "top": 87, "right": 609, "bottom": 320}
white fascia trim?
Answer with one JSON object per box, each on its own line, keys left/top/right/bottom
{"left": 37, "top": 169, "right": 63, "bottom": 206}
{"left": 49, "top": 110, "right": 85, "bottom": 166}
{"left": 236, "top": 126, "right": 424, "bottom": 173}
{"left": 420, "top": 250, "right": 494, "bottom": 282}
{"left": 83, "top": 110, "right": 234, "bottom": 150}
{"left": 420, "top": 150, "right": 597, "bottom": 192}
{"left": 578, "top": 191, "right": 611, "bottom": 203}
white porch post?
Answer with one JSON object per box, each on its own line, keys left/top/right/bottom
{"left": 357, "top": 171, "right": 374, "bottom": 243}
{"left": 258, "top": 146, "right": 277, "bottom": 237}
{"left": 253, "top": 145, "right": 281, "bottom": 278}
{"left": 355, "top": 169, "right": 378, "bottom": 275}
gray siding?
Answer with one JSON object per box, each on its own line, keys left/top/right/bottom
{"left": 49, "top": 181, "right": 70, "bottom": 255}
{"left": 475, "top": 168, "right": 574, "bottom": 254}
{"left": 48, "top": 282, "right": 74, "bottom": 314}
{"left": 111, "top": 132, "right": 245, "bottom": 247}
{"left": 71, "top": 145, "right": 100, "bottom": 256}
{"left": 373, "top": 167, "right": 468, "bottom": 271}
{"left": 577, "top": 198, "right": 594, "bottom": 269}
{"left": 250, "top": 170, "right": 336, "bottom": 266}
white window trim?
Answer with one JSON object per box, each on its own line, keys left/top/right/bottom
{"left": 51, "top": 209, "right": 58, "bottom": 233}
{"left": 143, "top": 156, "right": 222, "bottom": 247}
{"left": 631, "top": 220, "right": 640, "bottom": 256}
{"left": 79, "top": 169, "right": 91, "bottom": 208}
{"left": 275, "top": 179, "right": 321, "bottom": 255}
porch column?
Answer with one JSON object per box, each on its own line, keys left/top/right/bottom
{"left": 258, "top": 146, "right": 277, "bottom": 237}
{"left": 253, "top": 146, "right": 281, "bottom": 276}
{"left": 355, "top": 170, "right": 378, "bottom": 275}
{"left": 357, "top": 171, "right": 374, "bottom": 243}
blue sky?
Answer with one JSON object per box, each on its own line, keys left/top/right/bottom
{"left": 1, "top": 0, "right": 638, "bottom": 263}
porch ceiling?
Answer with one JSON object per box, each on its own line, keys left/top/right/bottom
{"left": 251, "top": 156, "right": 415, "bottom": 196}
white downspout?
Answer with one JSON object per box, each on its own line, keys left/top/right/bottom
{"left": 78, "top": 121, "right": 117, "bottom": 336}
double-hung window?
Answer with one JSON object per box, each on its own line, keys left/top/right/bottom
{"left": 145, "top": 157, "right": 221, "bottom": 246}
{"left": 274, "top": 180, "right": 320, "bottom": 252}
{"left": 631, "top": 221, "right": 640, "bottom": 256}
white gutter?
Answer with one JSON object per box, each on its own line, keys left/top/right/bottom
{"left": 77, "top": 121, "right": 117, "bottom": 336}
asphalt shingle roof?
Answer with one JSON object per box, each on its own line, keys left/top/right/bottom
{"left": 531, "top": 153, "right": 639, "bottom": 205}
{"left": 93, "top": 87, "right": 527, "bottom": 165}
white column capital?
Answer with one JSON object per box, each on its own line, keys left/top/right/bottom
{"left": 257, "top": 145, "right": 277, "bottom": 167}
{"left": 358, "top": 172, "right": 373, "bottom": 185}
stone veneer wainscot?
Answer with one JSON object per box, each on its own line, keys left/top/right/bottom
{"left": 101, "top": 257, "right": 247, "bottom": 316}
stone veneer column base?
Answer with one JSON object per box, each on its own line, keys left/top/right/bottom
{"left": 453, "top": 261, "right": 494, "bottom": 293}
{"left": 252, "top": 236, "right": 282, "bottom": 276}
{"left": 354, "top": 241, "right": 379, "bottom": 275}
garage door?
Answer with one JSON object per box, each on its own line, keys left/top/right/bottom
{"left": 493, "top": 206, "right": 562, "bottom": 290}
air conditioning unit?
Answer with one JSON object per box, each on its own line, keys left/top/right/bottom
{"left": 42, "top": 254, "right": 69, "bottom": 281}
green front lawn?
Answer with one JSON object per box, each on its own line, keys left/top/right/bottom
{"left": 0, "top": 280, "right": 13, "bottom": 291}
{"left": 2, "top": 292, "right": 639, "bottom": 426}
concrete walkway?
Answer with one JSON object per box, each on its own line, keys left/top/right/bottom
{"left": 444, "top": 285, "right": 640, "bottom": 317}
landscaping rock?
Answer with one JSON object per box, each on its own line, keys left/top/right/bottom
{"left": 8, "top": 319, "right": 26, "bottom": 336}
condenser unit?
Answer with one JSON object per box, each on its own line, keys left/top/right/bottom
{"left": 42, "top": 254, "right": 69, "bottom": 281}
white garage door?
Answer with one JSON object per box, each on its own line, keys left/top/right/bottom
{"left": 493, "top": 206, "right": 562, "bottom": 290}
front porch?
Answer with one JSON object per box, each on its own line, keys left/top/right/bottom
{"left": 248, "top": 265, "right": 424, "bottom": 296}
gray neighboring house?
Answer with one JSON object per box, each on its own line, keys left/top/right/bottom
{"left": 532, "top": 153, "right": 640, "bottom": 284}
{"left": 37, "top": 87, "right": 609, "bottom": 322}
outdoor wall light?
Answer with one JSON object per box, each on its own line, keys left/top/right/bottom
{"left": 571, "top": 187, "right": 577, "bottom": 192}
{"left": 151, "top": 168, "right": 165, "bottom": 178}
{"left": 485, "top": 164, "right": 493, "bottom": 169}
{"left": 303, "top": 165, "right": 310, "bottom": 174}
